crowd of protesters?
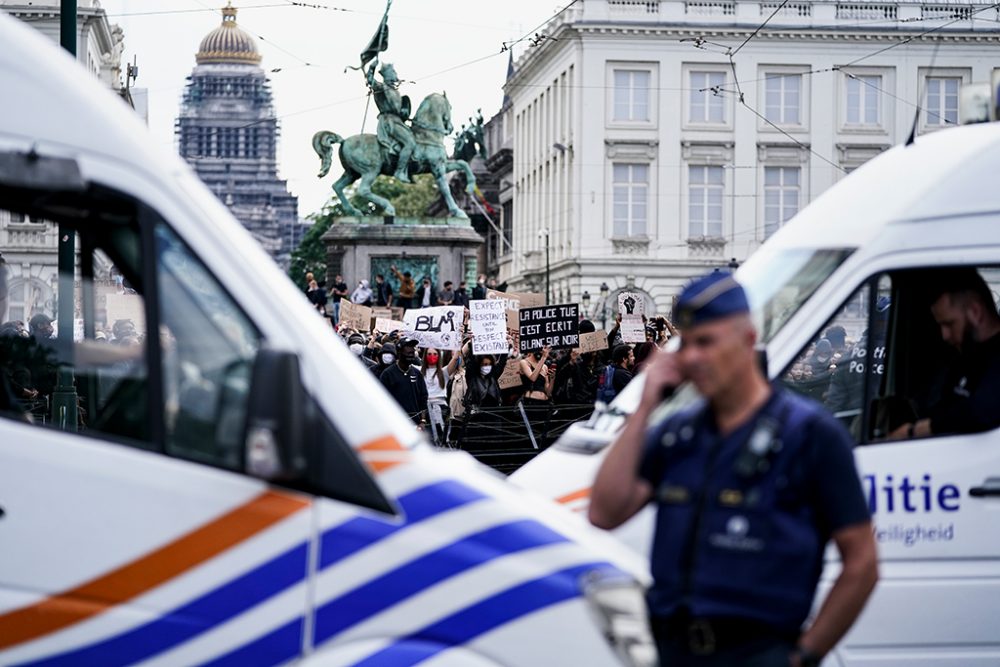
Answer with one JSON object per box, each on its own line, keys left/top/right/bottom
{"left": 303, "top": 269, "right": 679, "bottom": 464}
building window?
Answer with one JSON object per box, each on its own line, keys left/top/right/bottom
{"left": 689, "top": 71, "right": 726, "bottom": 123}
{"left": 613, "top": 70, "right": 650, "bottom": 122}
{"left": 845, "top": 75, "right": 881, "bottom": 126}
{"left": 688, "top": 165, "right": 724, "bottom": 237}
{"left": 764, "top": 166, "right": 800, "bottom": 237}
{"left": 613, "top": 163, "right": 648, "bottom": 237}
{"left": 925, "top": 77, "right": 959, "bottom": 126}
{"left": 764, "top": 73, "right": 801, "bottom": 125}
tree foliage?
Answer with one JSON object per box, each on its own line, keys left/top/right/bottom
{"left": 288, "top": 175, "right": 441, "bottom": 282}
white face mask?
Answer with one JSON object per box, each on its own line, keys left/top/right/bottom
{"left": 382, "top": 353, "right": 395, "bottom": 364}
{"left": 480, "top": 365, "right": 493, "bottom": 376}
{"left": 349, "top": 343, "right": 364, "bottom": 355}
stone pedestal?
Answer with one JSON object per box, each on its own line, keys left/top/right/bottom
{"left": 322, "top": 217, "right": 485, "bottom": 291}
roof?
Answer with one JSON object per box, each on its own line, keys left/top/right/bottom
{"left": 767, "top": 122, "right": 1000, "bottom": 250}
{"left": 196, "top": 3, "right": 261, "bottom": 66}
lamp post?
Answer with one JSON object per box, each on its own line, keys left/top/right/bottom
{"left": 539, "top": 227, "right": 550, "bottom": 304}
{"left": 581, "top": 290, "right": 591, "bottom": 314}
{"left": 599, "top": 281, "right": 610, "bottom": 330}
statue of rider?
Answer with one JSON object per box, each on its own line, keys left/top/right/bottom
{"left": 366, "top": 61, "right": 415, "bottom": 184}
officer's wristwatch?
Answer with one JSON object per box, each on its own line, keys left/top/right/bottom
{"left": 795, "top": 646, "right": 823, "bottom": 667}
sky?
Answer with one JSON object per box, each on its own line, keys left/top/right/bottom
{"left": 100, "top": 0, "right": 561, "bottom": 218}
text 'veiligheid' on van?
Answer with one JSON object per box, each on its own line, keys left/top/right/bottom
{"left": 0, "top": 12, "right": 658, "bottom": 667}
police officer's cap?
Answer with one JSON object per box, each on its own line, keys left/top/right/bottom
{"left": 674, "top": 272, "right": 750, "bottom": 328}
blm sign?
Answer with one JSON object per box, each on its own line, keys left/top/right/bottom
{"left": 518, "top": 304, "right": 579, "bottom": 353}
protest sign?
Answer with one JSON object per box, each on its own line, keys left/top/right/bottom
{"left": 486, "top": 290, "right": 545, "bottom": 311}
{"left": 469, "top": 299, "right": 509, "bottom": 355}
{"left": 339, "top": 301, "right": 372, "bottom": 332}
{"left": 403, "top": 306, "right": 464, "bottom": 350}
{"left": 498, "top": 359, "right": 523, "bottom": 390}
{"left": 374, "top": 318, "right": 405, "bottom": 333}
{"left": 390, "top": 306, "right": 405, "bottom": 321}
{"left": 518, "top": 304, "right": 580, "bottom": 353}
{"left": 618, "top": 291, "right": 644, "bottom": 316}
{"left": 105, "top": 293, "right": 146, "bottom": 335}
{"left": 576, "top": 330, "right": 609, "bottom": 354}
{"left": 371, "top": 307, "right": 393, "bottom": 321}
{"left": 620, "top": 314, "right": 646, "bottom": 343}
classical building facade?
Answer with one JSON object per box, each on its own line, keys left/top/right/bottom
{"left": 501, "top": 0, "right": 1000, "bottom": 316}
{"left": 175, "top": 4, "right": 303, "bottom": 269}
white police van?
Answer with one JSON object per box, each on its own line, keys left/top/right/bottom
{"left": 513, "top": 122, "right": 1000, "bottom": 665}
{"left": 0, "top": 12, "right": 657, "bottom": 667}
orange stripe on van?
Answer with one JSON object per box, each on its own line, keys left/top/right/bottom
{"left": 0, "top": 490, "right": 307, "bottom": 651}
{"left": 358, "top": 435, "right": 409, "bottom": 473}
{"left": 556, "top": 488, "right": 591, "bottom": 505}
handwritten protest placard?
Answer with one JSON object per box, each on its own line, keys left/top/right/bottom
{"left": 618, "top": 292, "right": 644, "bottom": 316}
{"left": 374, "top": 318, "right": 405, "bottom": 333}
{"left": 519, "top": 304, "right": 580, "bottom": 353}
{"left": 469, "top": 299, "right": 508, "bottom": 355}
{"left": 371, "top": 307, "right": 393, "bottom": 321}
{"left": 105, "top": 293, "right": 146, "bottom": 334}
{"left": 620, "top": 315, "right": 646, "bottom": 343}
{"left": 339, "top": 301, "right": 372, "bottom": 332}
{"left": 576, "top": 330, "right": 609, "bottom": 354}
{"left": 402, "top": 306, "right": 464, "bottom": 350}
{"left": 498, "top": 358, "right": 523, "bottom": 390}
{"left": 390, "top": 306, "right": 405, "bottom": 321}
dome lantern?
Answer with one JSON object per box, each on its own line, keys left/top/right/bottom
{"left": 196, "top": 2, "right": 261, "bottom": 65}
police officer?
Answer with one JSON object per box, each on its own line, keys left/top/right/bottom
{"left": 590, "top": 272, "right": 878, "bottom": 666}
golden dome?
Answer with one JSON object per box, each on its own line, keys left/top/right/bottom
{"left": 196, "top": 3, "right": 261, "bottom": 65}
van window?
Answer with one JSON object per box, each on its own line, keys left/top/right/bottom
{"left": 0, "top": 203, "right": 151, "bottom": 444}
{"left": 779, "top": 275, "right": 891, "bottom": 442}
{"left": 780, "top": 267, "right": 1000, "bottom": 443}
{"left": 156, "top": 224, "right": 260, "bottom": 469}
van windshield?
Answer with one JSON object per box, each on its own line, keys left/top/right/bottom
{"left": 585, "top": 247, "right": 854, "bottom": 426}
{"left": 740, "top": 247, "right": 854, "bottom": 344}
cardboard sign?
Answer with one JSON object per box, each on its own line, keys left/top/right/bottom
{"left": 486, "top": 290, "right": 545, "bottom": 311}
{"left": 371, "top": 307, "right": 393, "bottom": 321}
{"left": 469, "top": 299, "right": 508, "bottom": 355}
{"left": 105, "top": 293, "right": 146, "bottom": 335}
{"left": 403, "top": 306, "right": 464, "bottom": 350}
{"left": 618, "top": 291, "right": 644, "bottom": 316}
{"left": 374, "top": 318, "right": 405, "bottom": 333}
{"left": 498, "top": 358, "right": 523, "bottom": 390}
{"left": 339, "top": 301, "right": 372, "bottom": 332}
{"left": 620, "top": 314, "right": 646, "bottom": 344}
{"left": 518, "top": 304, "right": 580, "bottom": 352}
{"left": 576, "top": 330, "right": 609, "bottom": 354}
{"left": 390, "top": 306, "right": 405, "bottom": 321}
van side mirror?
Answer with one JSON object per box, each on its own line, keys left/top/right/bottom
{"left": 244, "top": 349, "right": 307, "bottom": 481}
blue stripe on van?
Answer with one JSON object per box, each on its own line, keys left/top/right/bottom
{"left": 312, "top": 519, "right": 568, "bottom": 646}
{"left": 319, "top": 480, "right": 488, "bottom": 568}
{"left": 196, "top": 617, "right": 303, "bottom": 667}
{"left": 14, "top": 544, "right": 310, "bottom": 667}
{"left": 350, "top": 562, "right": 615, "bottom": 667}
{"left": 12, "top": 480, "right": 486, "bottom": 667}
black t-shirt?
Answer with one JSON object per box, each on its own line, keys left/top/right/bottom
{"left": 930, "top": 332, "right": 1000, "bottom": 435}
{"left": 379, "top": 363, "right": 428, "bottom": 419}
{"left": 612, "top": 366, "right": 633, "bottom": 393}
{"left": 330, "top": 282, "right": 348, "bottom": 303}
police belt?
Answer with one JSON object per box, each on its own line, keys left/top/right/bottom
{"left": 650, "top": 612, "right": 795, "bottom": 656}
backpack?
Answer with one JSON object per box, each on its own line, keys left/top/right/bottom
{"left": 597, "top": 364, "right": 618, "bottom": 404}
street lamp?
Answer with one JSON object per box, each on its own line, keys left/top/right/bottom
{"left": 728, "top": 257, "right": 740, "bottom": 270}
{"left": 581, "top": 290, "right": 591, "bottom": 311}
{"left": 599, "top": 281, "right": 610, "bottom": 329}
{"left": 539, "top": 227, "right": 550, "bottom": 304}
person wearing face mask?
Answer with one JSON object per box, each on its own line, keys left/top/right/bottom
{"left": 373, "top": 340, "right": 396, "bottom": 377}
{"left": 420, "top": 347, "right": 461, "bottom": 444}
{"left": 347, "top": 332, "right": 377, "bottom": 373}
{"left": 379, "top": 338, "right": 428, "bottom": 426}
{"left": 463, "top": 349, "right": 508, "bottom": 411}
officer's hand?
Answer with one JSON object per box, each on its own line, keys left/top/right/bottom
{"left": 640, "top": 348, "right": 683, "bottom": 407}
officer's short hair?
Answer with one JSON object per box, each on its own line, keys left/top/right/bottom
{"left": 930, "top": 268, "right": 999, "bottom": 318}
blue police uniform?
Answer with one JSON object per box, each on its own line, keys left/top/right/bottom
{"left": 639, "top": 272, "right": 871, "bottom": 664}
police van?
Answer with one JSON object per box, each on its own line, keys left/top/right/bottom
{"left": 513, "top": 121, "right": 1000, "bottom": 664}
{"left": 0, "top": 13, "right": 658, "bottom": 667}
